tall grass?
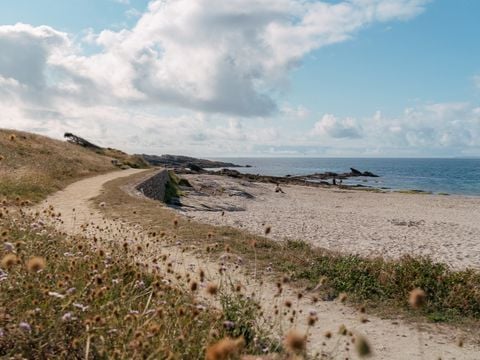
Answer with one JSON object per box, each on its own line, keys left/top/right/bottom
{"left": 0, "top": 207, "right": 277, "bottom": 358}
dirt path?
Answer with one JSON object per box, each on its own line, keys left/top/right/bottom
{"left": 39, "top": 170, "right": 479, "bottom": 359}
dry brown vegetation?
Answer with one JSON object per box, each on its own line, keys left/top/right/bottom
{"left": 0, "top": 129, "right": 118, "bottom": 203}
{"left": 0, "top": 205, "right": 284, "bottom": 359}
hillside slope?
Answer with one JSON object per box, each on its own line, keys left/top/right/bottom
{"left": 0, "top": 129, "right": 119, "bottom": 202}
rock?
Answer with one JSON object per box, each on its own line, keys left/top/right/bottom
{"left": 187, "top": 163, "right": 204, "bottom": 172}
{"left": 350, "top": 168, "right": 363, "bottom": 176}
{"left": 218, "top": 169, "right": 241, "bottom": 178}
{"left": 350, "top": 168, "right": 379, "bottom": 177}
{"left": 227, "top": 190, "right": 254, "bottom": 199}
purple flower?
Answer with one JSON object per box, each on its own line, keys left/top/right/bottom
{"left": 19, "top": 322, "right": 31, "bottom": 332}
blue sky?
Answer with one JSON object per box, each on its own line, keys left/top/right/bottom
{"left": 0, "top": 0, "right": 479, "bottom": 157}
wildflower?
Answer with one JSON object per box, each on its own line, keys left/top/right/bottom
{"left": 3, "top": 242, "right": 14, "bottom": 252}
{"left": 19, "top": 322, "right": 31, "bottom": 332}
{"left": 409, "top": 288, "right": 426, "bottom": 309}
{"left": 62, "top": 312, "right": 74, "bottom": 322}
{"left": 0, "top": 269, "right": 7, "bottom": 282}
{"left": 355, "top": 334, "right": 372, "bottom": 357}
{"left": 284, "top": 330, "right": 307, "bottom": 354}
{"left": 223, "top": 321, "right": 235, "bottom": 330}
{"left": 26, "top": 256, "right": 46, "bottom": 273}
{"left": 1, "top": 253, "right": 18, "bottom": 268}
{"left": 73, "top": 303, "right": 89, "bottom": 312}
{"left": 48, "top": 291, "right": 66, "bottom": 299}
{"left": 206, "top": 337, "right": 245, "bottom": 360}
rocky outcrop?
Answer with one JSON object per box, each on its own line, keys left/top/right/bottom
{"left": 136, "top": 170, "right": 170, "bottom": 201}
{"left": 140, "top": 154, "right": 243, "bottom": 169}
{"left": 350, "top": 168, "right": 379, "bottom": 177}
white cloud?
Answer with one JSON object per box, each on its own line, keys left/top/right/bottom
{"left": 4, "top": 0, "right": 457, "bottom": 157}
{"left": 312, "top": 114, "right": 363, "bottom": 138}
{"left": 0, "top": 0, "right": 430, "bottom": 117}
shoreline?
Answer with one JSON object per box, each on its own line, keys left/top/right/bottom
{"left": 174, "top": 172, "right": 480, "bottom": 270}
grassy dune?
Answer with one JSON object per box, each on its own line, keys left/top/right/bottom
{"left": 0, "top": 129, "right": 148, "bottom": 203}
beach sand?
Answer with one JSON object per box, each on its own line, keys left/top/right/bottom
{"left": 178, "top": 174, "right": 480, "bottom": 270}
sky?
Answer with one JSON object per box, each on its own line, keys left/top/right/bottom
{"left": 0, "top": 0, "right": 479, "bottom": 157}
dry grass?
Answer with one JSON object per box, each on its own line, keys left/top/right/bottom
{"left": 0, "top": 129, "right": 118, "bottom": 203}
{"left": 0, "top": 205, "right": 282, "bottom": 359}
{"left": 95, "top": 171, "right": 480, "bottom": 328}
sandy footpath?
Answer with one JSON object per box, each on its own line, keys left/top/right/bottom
{"left": 36, "top": 170, "right": 480, "bottom": 359}
{"left": 178, "top": 174, "right": 480, "bottom": 270}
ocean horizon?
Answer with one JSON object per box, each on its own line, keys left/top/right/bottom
{"left": 212, "top": 157, "right": 480, "bottom": 197}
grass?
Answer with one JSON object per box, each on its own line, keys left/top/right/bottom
{"left": 95, "top": 171, "right": 480, "bottom": 327}
{"left": 0, "top": 206, "right": 279, "bottom": 359}
{"left": 164, "top": 171, "right": 183, "bottom": 204}
{"left": 0, "top": 130, "right": 117, "bottom": 203}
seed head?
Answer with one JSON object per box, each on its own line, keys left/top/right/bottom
{"left": 284, "top": 330, "right": 307, "bottom": 354}
{"left": 26, "top": 256, "right": 46, "bottom": 273}
{"left": 408, "top": 288, "right": 426, "bottom": 309}
{"left": 206, "top": 283, "right": 218, "bottom": 296}
{"left": 355, "top": 334, "right": 372, "bottom": 357}
{"left": 206, "top": 337, "right": 244, "bottom": 360}
{"left": 1, "top": 253, "right": 18, "bottom": 268}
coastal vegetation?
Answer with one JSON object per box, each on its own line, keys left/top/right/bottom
{"left": 97, "top": 171, "right": 480, "bottom": 325}
{"left": 0, "top": 206, "right": 279, "bottom": 358}
{"left": 0, "top": 130, "right": 128, "bottom": 203}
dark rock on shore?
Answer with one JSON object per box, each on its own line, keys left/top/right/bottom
{"left": 350, "top": 168, "right": 379, "bottom": 177}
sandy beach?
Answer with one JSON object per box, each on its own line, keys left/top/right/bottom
{"left": 178, "top": 174, "right": 480, "bottom": 270}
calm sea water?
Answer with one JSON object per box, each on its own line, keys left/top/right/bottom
{"left": 213, "top": 158, "right": 480, "bottom": 196}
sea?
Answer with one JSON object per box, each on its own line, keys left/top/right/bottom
{"left": 212, "top": 158, "right": 480, "bottom": 197}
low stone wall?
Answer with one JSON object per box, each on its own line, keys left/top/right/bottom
{"left": 135, "top": 169, "right": 169, "bottom": 202}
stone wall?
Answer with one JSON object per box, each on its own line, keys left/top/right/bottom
{"left": 135, "top": 169, "right": 169, "bottom": 202}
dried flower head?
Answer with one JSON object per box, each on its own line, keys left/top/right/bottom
{"left": 26, "top": 256, "right": 46, "bottom": 273}
{"left": 264, "top": 226, "right": 271, "bottom": 235}
{"left": 206, "top": 283, "right": 218, "bottom": 296}
{"left": 355, "top": 334, "right": 372, "bottom": 357}
{"left": 408, "top": 288, "right": 426, "bottom": 309}
{"left": 206, "top": 337, "right": 245, "bottom": 360}
{"left": 284, "top": 330, "right": 307, "bottom": 354}
{"left": 1, "top": 253, "right": 18, "bottom": 268}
